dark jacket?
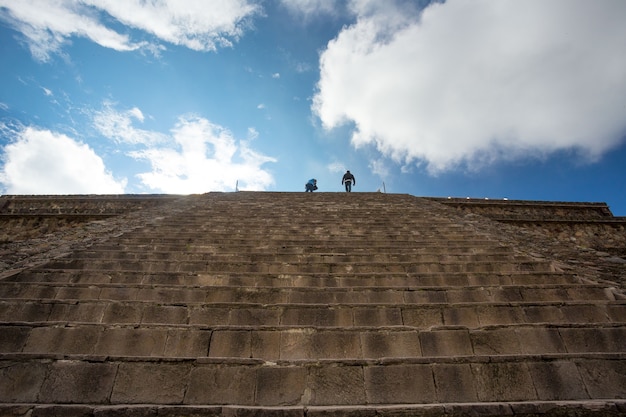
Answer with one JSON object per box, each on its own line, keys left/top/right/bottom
{"left": 342, "top": 172, "right": 355, "bottom": 184}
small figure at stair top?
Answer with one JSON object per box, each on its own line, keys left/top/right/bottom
{"left": 342, "top": 170, "right": 355, "bottom": 192}
{"left": 305, "top": 178, "right": 318, "bottom": 192}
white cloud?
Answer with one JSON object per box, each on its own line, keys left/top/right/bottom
{"left": 280, "top": 0, "right": 340, "bottom": 19}
{"left": 0, "top": 0, "right": 261, "bottom": 61}
{"left": 247, "top": 127, "right": 259, "bottom": 140}
{"left": 92, "top": 105, "right": 276, "bottom": 193}
{"left": 313, "top": 0, "right": 626, "bottom": 174}
{"left": 0, "top": 126, "right": 126, "bottom": 194}
{"left": 128, "top": 107, "right": 144, "bottom": 123}
{"left": 0, "top": 0, "right": 143, "bottom": 62}
{"left": 327, "top": 161, "right": 346, "bottom": 174}
{"left": 369, "top": 158, "right": 390, "bottom": 179}
{"left": 272, "top": 73, "right": 281, "bottom": 78}
{"left": 81, "top": 0, "right": 261, "bottom": 51}
{"left": 93, "top": 103, "right": 167, "bottom": 145}
{"left": 129, "top": 115, "right": 276, "bottom": 193}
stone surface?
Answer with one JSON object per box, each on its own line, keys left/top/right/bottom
{"left": 1, "top": 192, "right": 625, "bottom": 416}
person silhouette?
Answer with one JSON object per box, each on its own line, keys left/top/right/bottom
{"left": 341, "top": 170, "right": 355, "bottom": 192}
{"left": 305, "top": 178, "right": 318, "bottom": 192}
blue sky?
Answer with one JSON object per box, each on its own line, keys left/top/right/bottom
{"left": 1, "top": 0, "right": 626, "bottom": 215}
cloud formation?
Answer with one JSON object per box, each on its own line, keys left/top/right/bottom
{"left": 0, "top": 0, "right": 261, "bottom": 61}
{"left": 0, "top": 126, "right": 126, "bottom": 194}
{"left": 93, "top": 106, "right": 276, "bottom": 193}
{"left": 93, "top": 103, "right": 167, "bottom": 146}
{"left": 313, "top": 0, "right": 626, "bottom": 174}
{"left": 279, "top": 0, "right": 340, "bottom": 20}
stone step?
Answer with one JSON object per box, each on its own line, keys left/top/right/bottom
{"left": 139, "top": 221, "right": 476, "bottom": 234}
{"left": 0, "top": 282, "right": 615, "bottom": 304}
{"left": 2, "top": 323, "right": 625, "bottom": 359}
{"left": 63, "top": 250, "right": 534, "bottom": 265}
{"left": 41, "top": 258, "right": 555, "bottom": 274}
{"left": 93, "top": 242, "right": 516, "bottom": 254}
{"left": 6, "top": 270, "right": 582, "bottom": 287}
{"left": 2, "top": 402, "right": 625, "bottom": 417}
{"left": 1, "top": 354, "right": 625, "bottom": 407}
{"left": 108, "top": 234, "right": 503, "bottom": 246}
{"left": 1, "top": 299, "right": 623, "bottom": 328}
{"left": 3, "top": 192, "right": 624, "bottom": 415}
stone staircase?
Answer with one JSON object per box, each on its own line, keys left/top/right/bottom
{"left": 0, "top": 192, "right": 625, "bottom": 416}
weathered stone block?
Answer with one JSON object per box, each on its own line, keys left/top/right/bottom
{"left": 23, "top": 326, "right": 102, "bottom": 355}
{"left": 102, "top": 302, "right": 143, "bottom": 324}
{"left": 55, "top": 286, "right": 101, "bottom": 300}
{"left": 152, "top": 406, "right": 222, "bottom": 417}
{"left": 230, "top": 307, "right": 281, "bottom": 326}
{"left": 442, "top": 306, "right": 478, "bottom": 328}
{"left": 470, "top": 328, "right": 521, "bottom": 355}
{"left": 21, "top": 285, "right": 59, "bottom": 300}
{"left": 471, "top": 361, "right": 537, "bottom": 402}
{"left": 559, "top": 327, "right": 626, "bottom": 353}
{"left": 111, "top": 362, "right": 191, "bottom": 404}
{"left": 432, "top": 363, "right": 478, "bottom": 403}
{"left": 210, "top": 330, "right": 252, "bottom": 358}
{"left": 0, "top": 326, "right": 30, "bottom": 352}
{"left": 256, "top": 366, "right": 307, "bottom": 406}
{"left": 251, "top": 330, "right": 281, "bottom": 361}
{"left": 354, "top": 307, "right": 403, "bottom": 326}
{"left": 93, "top": 405, "right": 159, "bottom": 417}
{"left": 444, "top": 402, "right": 513, "bottom": 416}
{"left": 403, "top": 307, "right": 446, "bottom": 329}
{"left": 560, "top": 304, "right": 609, "bottom": 323}
{"left": 150, "top": 288, "right": 207, "bottom": 303}
{"left": 476, "top": 305, "right": 526, "bottom": 326}
{"left": 446, "top": 288, "right": 490, "bottom": 303}
{"left": 514, "top": 327, "right": 566, "bottom": 354}
{"left": 420, "top": 329, "right": 473, "bottom": 357}
{"left": 189, "top": 306, "right": 230, "bottom": 325}
{"left": 32, "top": 405, "right": 94, "bottom": 417}
{"left": 577, "top": 359, "right": 626, "bottom": 399}
{"left": 521, "top": 288, "right": 569, "bottom": 302}
{"left": 0, "top": 360, "right": 48, "bottom": 402}
{"left": 0, "top": 301, "right": 52, "bottom": 322}
{"left": 99, "top": 286, "right": 139, "bottom": 301}
{"left": 95, "top": 328, "right": 167, "bottom": 356}
{"left": 364, "top": 364, "right": 436, "bottom": 404}
{"left": 522, "top": 305, "right": 565, "bottom": 324}
{"left": 607, "top": 303, "right": 626, "bottom": 322}
{"left": 360, "top": 330, "right": 421, "bottom": 359}
{"left": 49, "top": 301, "right": 107, "bottom": 323}
{"left": 185, "top": 365, "right": 257, "bottom": 405}
{"left": 404, "top": 289, "right": 447, "bottom": 304}
{"left": 281, "top": 307, "right": 352, "bottom": 327}
{"left": 491, "top": 287, "right": 523, "bottom": 302}
{"left": 164, "top": 329, "right": 211, "bottom": 357}
{"left": 280, "top": 330, "right": 361, "bottom": 360}
{"left": 142, "top": 305, "right": 188, "bottom": 324}
{"left": 307, "top": 365, "right": 365, "bottom": 406}
{"left": 39, "top": 360, "right": 117, "bottom": 403}
{"left": 527, "top": 360, "right": 588, "bottom": 400}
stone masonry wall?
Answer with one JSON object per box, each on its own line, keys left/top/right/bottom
{"left": 427, "top": 197, "right": 626, "bottom": 290}
{"left": 2, "top": 194, "right": 626, "bottom": 290}
{"left": 428, "top": 197, "right": 626, "bottom": 253}
{"left": 0, "top": 194, "right": 183, "bottom": 273}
